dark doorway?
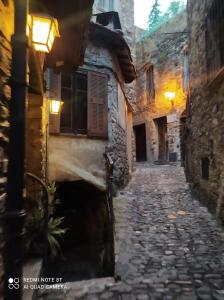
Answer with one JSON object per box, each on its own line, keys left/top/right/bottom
{"left": 45, "top": 180, "right": 113, "bottom": 282}
{"left": 134, "top": 123, "right": 147, "bottom": 162}
{"left": 154, "top": 117, "right": 168, "bottom": 161}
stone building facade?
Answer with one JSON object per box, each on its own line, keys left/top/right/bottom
{"left": 92, "top": 0, "right": 136, "bottom": 104}
{"left": 0, "top": 1, "right": 95, "bottom": 298}
{"left": 92, "top": 0, "right": 135, "bottom": 51}
{"left": 45, "top": 13, "right": 135, "bottom": 278}
{"left": 48, "top": 18, "right": 135, "bottom": 192}
{"left": 186, "top": 0, "right": 224, "bottom": 222}
{"left": 47, "top": 0, "right": 136, "bottom": 193}
{"left": 134, "top": 12, "right": 188, "bottom": 163}
{"left": 0, "top": 0, "right": 14, "bottom": 296}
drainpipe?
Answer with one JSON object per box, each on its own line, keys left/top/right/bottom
{"left": 3, "top": 0, "right": 28, "bottom": 299}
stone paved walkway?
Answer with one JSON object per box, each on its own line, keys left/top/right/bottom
{"left": 37, "top": 164, "right": 224, "bottom": 300}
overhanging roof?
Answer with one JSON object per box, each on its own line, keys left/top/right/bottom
{"left": 89, "top": 23, "right": 136, "bottom": 83}
{"left": 30, "top": 0, "right": 94, "bottom": 71}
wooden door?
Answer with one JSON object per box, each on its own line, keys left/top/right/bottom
{"left": 155, "top": 117, "right": 168, "bottom": 161}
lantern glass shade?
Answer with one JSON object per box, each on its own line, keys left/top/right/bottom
{"left": 164, "top": 91, "right": 176, "bottom": 100}
{"left": 30, "top": 15, "right": 60, "bottom": 53}
{"left": 50, "top": 100, "right": 63, "bottom": 114}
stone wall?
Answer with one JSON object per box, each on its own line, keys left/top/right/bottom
{"left": 83, "top": 42, "right": 131, "bottom": 190}
{"left": 126, "top": 110, "right": 134, "bottom": 174}
{"left": 0, "top": 0, "right": 14, "bottom": 297}
{"left": 106, "top": 120, "right": 129, "bottom": 189}
{"left": 134, "top": 12, "right": 187, "bottom": 162}
{"left": 0, "top": 0, "right": 13, "bottom": 190}
{"left": 186, "top": 0, "right": 224, "bottom": 222}
{"left": 92, "top": 0, "right": 135, "bottom": 51}
{"left": 92, "top": 0, "right": 136, "bottom": 104}
{"left": 118, "top": 0, "right": 136, "bottom": 105}
{"left": 26, "top": 93, "right": 47, "bottom": 180}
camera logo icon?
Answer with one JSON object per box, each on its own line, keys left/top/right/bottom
{"left": 8, "top": 278, "right": 19, "bottom": 289}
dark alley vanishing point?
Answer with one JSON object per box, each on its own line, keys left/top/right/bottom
{"left": 37, "top": 164, "right": 224, "bottom": 300}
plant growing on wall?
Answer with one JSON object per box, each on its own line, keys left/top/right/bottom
{"left": 24, "top": 182, "right": 67, "bottom": 259}
{"left": 47, "top": 182, "right": 67, "bottom": 258}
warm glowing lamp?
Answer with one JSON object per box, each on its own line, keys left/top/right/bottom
{"left": 50, "top": 99, "right": 63, "bottom": 114}
{"left": 30, "top": 14, "right": 60, "bottom": 53}
{"left": 164, "top": 91, "right": 176, "bottom": 100}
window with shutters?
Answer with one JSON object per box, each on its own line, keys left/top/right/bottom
{"left": 87, "top": 71, "right": 108, "bottom": 138}
{"left": 146, "top": 66, "right": 155, "bottom": 101}
{"left": 48, "top": 69, "right": 108, "bottom": 139}
{"left": 60, "top": 72, "right": 88, "bottom": 134}
{"left": 205, "top": 0, "right": 224, "bottom": 82}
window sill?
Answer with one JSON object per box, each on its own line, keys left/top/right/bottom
{"left": 50, "top": 132, "right": 87, "bottom": 139}
{"left": 207, "top": 66, "right": 224, "bottom": 92}
{"left": 49, "top": 132, "right": 108, "bottom": 140}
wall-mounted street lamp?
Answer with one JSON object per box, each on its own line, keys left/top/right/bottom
{"left": 49, "top": 99, "right": 63, "bottom": 114}
{"left": 29, "top": 14, "right": 60, "bottom": 53}
{"left": 164, "top": 91, "right": 176, "bottom": 100}
{"left": 164, "top": 91, "right": 176, "bottom": 108}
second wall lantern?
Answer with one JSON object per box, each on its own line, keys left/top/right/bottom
{"left": 49, "top": 99, "right": 63, "bottom": 115}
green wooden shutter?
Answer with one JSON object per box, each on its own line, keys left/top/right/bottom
{"left": 47, "top": 69, "right": 61, "bottom": 134}
{"left": 87, "top": 71, "right": 108, "bottom": 138}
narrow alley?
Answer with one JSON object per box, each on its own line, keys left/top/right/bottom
{"left": 2, "top": 1, "right": 224, "bottom": 299}
{"left": 38, "top": 164, "right": 224, "bottom": 300}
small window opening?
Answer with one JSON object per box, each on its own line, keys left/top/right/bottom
{"left": 146, "top": 66, "right": 155, "bottom": 101}
{"left": 201, "top": 157, "right": 210, "bottom": 180}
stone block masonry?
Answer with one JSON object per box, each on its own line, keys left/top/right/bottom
{"left": 186, "top": 0, "right": 224, "bottom": 223}
{"left": 0, "top": 0, "right": 14, "bottom": 297}
{"left": 84, "top": 42, "right": 131, "bottom": 191}
{"left": 106, "top": 120, "right": 130, "bottom": 190}
{"left": 92, "top": 0, "right": 137, "bottom": 106}
{"left": 26, "top": 93, "right": 47, "bottom": 180}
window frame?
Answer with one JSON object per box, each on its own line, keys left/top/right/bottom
{"left": 60, "top": 70, "right": 88, "bottom": 135}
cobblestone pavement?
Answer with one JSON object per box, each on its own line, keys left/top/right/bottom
{"left": 37, "top": 164, "right": 224, "bottom": 300}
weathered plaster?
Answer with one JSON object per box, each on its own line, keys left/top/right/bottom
{"left": 48, "top": 135, "right": 107, "bottom": 190}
